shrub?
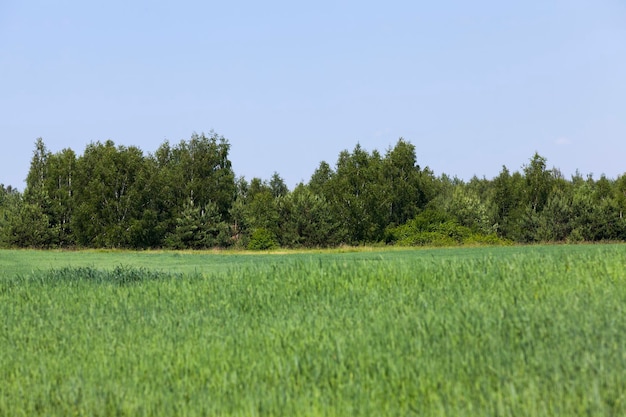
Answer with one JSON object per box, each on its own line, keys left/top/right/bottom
{"left": 386, "top": 209, "right": 508, "bottom": 246}
{"left": 247, "top": 228, "right": 279, "bottom": 250}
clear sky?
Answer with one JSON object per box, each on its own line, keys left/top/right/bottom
{"left": 1, "top": 0, "right": 625, "bottom": 190}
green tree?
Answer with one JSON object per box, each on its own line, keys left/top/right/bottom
{"left": 24, "top": 138, "right": 50, "bottom": 200}
{"left": 165, "top": 200, "right": 231, "bottom": 249}
{"left": 228, "top": 177, "right": 282, "bottom": 248}
{"left": 269, "top": 172, "right": 289, "bottom": 198}
{"left": 72, "top": 141, "right": 148, "bottom": 247}
{"left": 307, "top": 140, "right": 437, "bottom": 245}
{"left": 20, "top": 138, "right": 55, "bottom": 247}
{"left": 45, "top": 148, "right": 77, "bottom": 246}
{"left": 382, "top": 138, "right": 429, "bottom": 226}
{"left": 565, "top": 175, "right": 624, "bottom": 242}
{"left": 229, "top": 177, "right": 251, "bottom": 248}
{"left": 570, "top": 179, "right": 595, "bottom": 241}
{"left": 308, "top": 161, "right": 333, "bottom": 195}
{"left": 170, "top": 132, "right": 236, "bottom": 219}
{"left": 615, "top": 174, "right": 626, "bottom": 224}
{"left": 535, "top": 187, "right": 573, "bottom": 241}
{"left": 245, "top": 180, "right": 281, "bottom": 241}
{"left": 589, "top": 175, "right": 624, "bottom": 240}
{"left": 9, "top": 201, "right": 53, "bottom": 248}
{"left": 322, "top": 144, "right": 386, "bottom": 243}
{"left": 488, "top": 165, "right": 531, "bottom": 241}
{"left": 446, "top": 184, "right": 493, "bottom": 234}
{"left": 21, "top": 139, "right": 79, "bottom": 247}
{"left": 523, "top": 152, "right": 553, "bottom": 213}
{"left": 0, "top": 185, "right": 22, "bottom": 247}
{"left": 128, "top": 152, "right": 173, "bottom": 247}
{"left": 153, "top": 132, "right": 236, "bottom": 248}
{"left": 280, "top": 184, "right": 337, "bottom": 247}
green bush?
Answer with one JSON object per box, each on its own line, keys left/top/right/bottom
{"left": 387, "top": 209, "right": 508, "bottom": 246}
{"left": 247, "top": 228, "right": 279, "bottom": 250}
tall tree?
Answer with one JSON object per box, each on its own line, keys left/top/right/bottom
{"left": 523, "top": 152, "right": 553, "bottom": 213}
{"left": 244, "top": 178, "right": 281, "bottom": 240}
{"left": 72, "top": 140, "right": 148, "bottom": 247}
{"left": 615, "top": 174, "right": 626, "bottom": 222}
{"left": 308, "top": 161, "right": 333, "bottom": 195}
{"left": 382, "top": 138, "right": 426, "bottom": 226}
{"left": 535, "top": 187, "right": 573, "bottom": 241}
{"left": 325, "top": 144, "right": 385, "bottom": 243}
{"left": 172, "top": 132, "right": 236, "bottom": 219}
{"left": 158, "top": 132, "right": 236, "bottom": 247}
{"left": 282, "top": 184, "right": 336, "bottom": 247}
{"left": 269, "top": 172, "right": 289, "bottom": 198}
{"left": 489, "top": 166, "right": 525, "bottom": 240}
{"left": 19, "top": 138, "right": 54, "bottom": 247}
{"left": 45, "top": 148, "right": 77, "bottom": 246}
{"left": 0, "top": 185, "right": 22, "bottom": 247}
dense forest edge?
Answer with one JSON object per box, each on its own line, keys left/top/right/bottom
{"left": 1, "top": 133, "right": 625, "bottom": 249}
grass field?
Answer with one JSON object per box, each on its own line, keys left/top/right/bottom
{"left": 1, "top": 245, "right": 626, "bottom": 416}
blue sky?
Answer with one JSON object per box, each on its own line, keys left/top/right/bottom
{"left": 1, "top": 0, "right": 625, "bottom": 190}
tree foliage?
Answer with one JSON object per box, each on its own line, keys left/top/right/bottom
{"left": 2, "top": 136, "right": 625, "bottom": 249}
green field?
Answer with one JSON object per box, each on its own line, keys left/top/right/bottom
{"left": 1, "top": 245, "right": 626, "bottom": 416}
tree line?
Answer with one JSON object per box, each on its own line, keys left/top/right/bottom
{"left": 1, "top": 133, "right": 625, "bottom": 249}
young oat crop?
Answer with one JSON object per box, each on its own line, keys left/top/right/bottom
{"left": 1, "top": 245, "right": 625, "bottom": 416}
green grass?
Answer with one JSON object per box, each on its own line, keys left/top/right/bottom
{"left": 1, "top": 245, "right": 626, "bottom": 416}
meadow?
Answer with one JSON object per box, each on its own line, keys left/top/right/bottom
{"left": 1, "top": 245, "right": 625, "bottom": 416}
